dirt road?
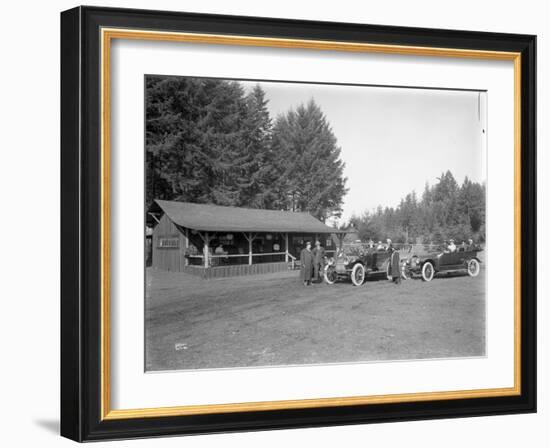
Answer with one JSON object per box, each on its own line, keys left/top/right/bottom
{"left": 145, "top": 267, "right": 485, "bottom": 371}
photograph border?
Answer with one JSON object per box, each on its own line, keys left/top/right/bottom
{"left": 61, "top": 6, "right": 536, "bottom": 441}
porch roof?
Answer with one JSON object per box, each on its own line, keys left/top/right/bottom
{"left": 151, "top": 200, "right": 341, "bottom": 234}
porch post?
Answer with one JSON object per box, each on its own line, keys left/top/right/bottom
{"left": 184, "top": 228, "right": 189, "bottom": 266}
{"left": 204, "top": 231, "right": 209, "bottom": 268}
{"left": 248, "top": 232, "right": 253, "bottom": 265}
{"left": 285, "top": 233, "right": 289, "bottom": 263}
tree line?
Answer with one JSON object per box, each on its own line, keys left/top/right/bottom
{"left": 348, "top": 170, "right": 486, "bottom": 244}
{"left": 146, "top": 76, "right": 348, "bottom": 222}
{"left": 146, "top": 76, "right": 486, "bottom": 243}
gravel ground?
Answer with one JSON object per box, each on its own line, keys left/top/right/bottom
{"left": 145, "top": 266, "right": 486, "bottom": 371}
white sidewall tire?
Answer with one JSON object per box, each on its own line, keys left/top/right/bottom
{"left": 400, "top": 260, "right": 409, "bottom": 280}
{"left": 421, "top": 262, "right": 434, "bottom": 282}
{"left": 351, "top": 264, "right": 365, "bottom": 286}
{"left": 467, "top": 259, "right": 480, "bottom": 277}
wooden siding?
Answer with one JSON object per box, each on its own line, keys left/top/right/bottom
{"left": 152, "top": 212, "right": 335, "bottom": 276}
{"left": 152, "top": 214, "right": 187, "bottom": 272}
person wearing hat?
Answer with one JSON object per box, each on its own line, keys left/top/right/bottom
{"left": 386, "top": 238, "right": 393, "bottom": 252}
{"left": 300, "top": 241, "right": 314, "bottom": 286}
{"left": 312, "top": 240, "right": 326, "bottom": 283}
{"left": 447, "top": 239, "right": 457, "bottom": 253}
{"left": 390, "top": 245, "right": 401, "bottom": 284}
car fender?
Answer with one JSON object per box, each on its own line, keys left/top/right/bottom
{"left": 421, "top": 259, "right": 437, "bottom": 271}
{"left": 344, "top": 259, "right": 362, "bottom": 271}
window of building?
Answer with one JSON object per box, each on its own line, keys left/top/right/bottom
{"left": 158, "top": 237, "right": 179, "bottom": 248}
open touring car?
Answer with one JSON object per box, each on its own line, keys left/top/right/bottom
{"left": 323, "top": 244, "right": 407, "bottom": 286}
{"left": 403, "top": 246, "right": 482, "bottom": 281}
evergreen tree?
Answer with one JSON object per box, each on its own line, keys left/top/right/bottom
{"left": 270, "top": 100, "right": 348, "bottom": 221}
{"left": 347, "top": 171, "right": 486, "bottom": 244}
{"left": 145, "top": 76, "right": 250, "bottom": 207}
{"left": 239, "top": 84, "right": 274, "bottom": 208}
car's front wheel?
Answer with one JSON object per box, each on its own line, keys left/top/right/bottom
{"left": 351, "top": 263, "right": 366, "bottom": 286}
{"left": 400, "top": 259, "right": 409, "bottom": 280}
{"left": 467, "top": 258, "right": 480, "bottom": 277}
{"left": 421, "top": 261, "right": 435, "bottom": 282}
{"left": 386, "top": 262, "right": 392, "bottom": 280}
{"left": 324, "top": 265, "right": 338, "bottom": 285}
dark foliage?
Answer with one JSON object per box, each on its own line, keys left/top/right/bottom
{"left": 349, "top": 171, "right": 486, "bottom": 244}
{"left": 146, "top": 77, "right": 348, "bottom": 221}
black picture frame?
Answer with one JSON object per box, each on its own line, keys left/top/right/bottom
{"left": 61, "top": 5, "right": 536, "bottom": 442}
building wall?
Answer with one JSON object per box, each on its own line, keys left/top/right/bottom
{"left": 152, "top": 214, "right": 188, "bottom": 271}
{"left": 152, "top": 214, "right": 338, "bottom": 272}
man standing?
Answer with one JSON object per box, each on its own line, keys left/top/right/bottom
{"left": 312, "top": 240, "right": 326, "bottom": 283}
{"left": 390, "top": 246, "right": 401, "bottom": 284}
{"left": 300, "top": 241, "right": 314, "bottom": 286}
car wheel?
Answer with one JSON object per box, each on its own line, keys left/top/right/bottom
{"left": 467, "top": 259, "right": 480, "bottom": 277}
{"left": 400, "top": 260, "right": 409, "bottom": 280}
{"left": 386, "top": 262, "right": 392, "bottom": 281}
{"left": 324, "top": 265, "right": 337, "bottom": 285}
{"left": 351, "top": 263, "right": 366, "bottom": 286}
{"left": 421, "top": 261, "right": 435, "bottom": 282}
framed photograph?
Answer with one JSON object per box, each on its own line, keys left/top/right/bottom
{"left": 61, "top": 6, "right": 536, "bottom": 441}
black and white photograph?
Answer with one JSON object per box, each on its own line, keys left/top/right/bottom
{"left": 144, "top": 76, "right": 487, "bottom": 372}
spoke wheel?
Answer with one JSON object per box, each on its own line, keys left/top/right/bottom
{"left": 467, "top": 259, "right": 480, "bottom": 277}
{"left": 386, "top": 262, "right": 392, "bottom": 281}
{"left": 400, "top": 260, "right": 409, "bottom": 280}
{"left": 351, "top": 263, "right": 366, "bottom": 286}
{"left": 324, "top": 265, "right": 337, "bottom": 285}
{"left": 421, "top": 261, "right": 435, "bottom": 282}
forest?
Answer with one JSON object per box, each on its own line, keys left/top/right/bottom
{"left": 348, "top": 171, "right": 486, "bottom": 244}
{"left": 146, "top": 76, "right": 348, "bottom": 222}
{"left": 146, "top": 76, "right": 485, "bottom": 242}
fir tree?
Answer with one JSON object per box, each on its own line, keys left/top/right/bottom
{"left": 271, "top": 100, "right": 348, "bottom": 221}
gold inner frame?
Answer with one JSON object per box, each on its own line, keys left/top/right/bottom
{"left": 100, "top": 27, "right": 522, "bottom": 420}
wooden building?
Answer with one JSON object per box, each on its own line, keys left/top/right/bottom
{"left": 147, "top": 200, "right": 343, "bottom": 278}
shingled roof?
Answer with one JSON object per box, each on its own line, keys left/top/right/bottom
{"left": 151, "top": 200, "right": 339, "bottom": 234}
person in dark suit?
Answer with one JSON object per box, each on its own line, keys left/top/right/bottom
{"left": 300, "top": 241, "right": 314, "bottom": 286}
{"left": 390, "top": 246, "right": 401, "bottom": 284}
{"left": 312, "top": 240, "right": 326, "bottom": 282}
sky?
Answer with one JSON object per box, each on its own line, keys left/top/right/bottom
{"left": 242, "top": 80, "right": 487, "bottom": 225}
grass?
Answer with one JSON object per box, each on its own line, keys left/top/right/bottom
{"left": 145, "top": 266, "right": 486, "bottom": 371}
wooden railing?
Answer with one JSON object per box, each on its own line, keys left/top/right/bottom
{"left": 188, "top": 251, "right": 292, "bottom": 268}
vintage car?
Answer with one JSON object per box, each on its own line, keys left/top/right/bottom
{"left": 324, "top": 244, "right": 403, "bottom": 286}
{"left": 403, "top": 246, "right": 482, "bottom": 281}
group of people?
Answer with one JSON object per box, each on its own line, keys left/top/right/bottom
{"left": 299, "top": 238, "right": 403, "bottom": 286}
{"left": 300, "top": 240, "right": 326, "bottom": 286}
{"left": 445, "top": 238, "right": 476, "bottom": 253}
{"left": 299, "top": 236, "right": 479, "bottom": 287}
{"left": 366, "top": 238, "right": 394, "bottom": 251}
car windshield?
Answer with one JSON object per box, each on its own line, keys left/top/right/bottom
{"left": 339, "top": 243, "right": 372, "bottom": 257}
